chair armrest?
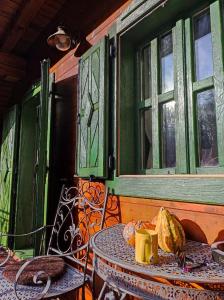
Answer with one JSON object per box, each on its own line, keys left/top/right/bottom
{"left": 14, "top": 255, "right": 52, "bottom": 300}
{"left": 0, "top": 225, "right": 53, "bottom": 239}
{"left": 13, "top": 242, "right": 91, "bottom": 300}
{"left": 13, "top": 250, "right": 85, "bottom": 300}
{"left": 0, "top": 225, "right": 54, "bottom": 267}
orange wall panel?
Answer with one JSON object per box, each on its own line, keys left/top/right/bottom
{"left": 119, "top": 196, "right": 224, "bottom": 244}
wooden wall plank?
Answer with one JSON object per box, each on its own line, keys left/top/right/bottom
{"left": 118, "top": 196, "right": 224, "bottom": 244}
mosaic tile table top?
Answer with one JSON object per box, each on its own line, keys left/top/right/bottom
{"left": 92, "top": 224, "right": 224, "bottom": 284}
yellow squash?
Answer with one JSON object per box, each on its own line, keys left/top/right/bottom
{"left": 155, "top": 207, "right": 185, "bottom": 253}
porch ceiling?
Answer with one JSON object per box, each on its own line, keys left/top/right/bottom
{"left": 0, "top": 0, "right": 129, "bottom": 117}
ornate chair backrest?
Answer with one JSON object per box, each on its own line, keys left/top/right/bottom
{"left": 47, "top": 181, "right": 108, "bottom": 269}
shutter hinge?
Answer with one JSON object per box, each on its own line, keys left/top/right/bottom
{"left": 109, "top": 44, "right": 116, "bottom": 58}
{"left": 49, "top": 91, "right": 63, "bottom": 100}
{"left": 77, "top": 113, "right": 81, "bottom": 125}
{"left": 108, "top": 155, "right": 115, "bottom": 170}
{"left": 89, "top": 175, "right": 96, "bottom": 182}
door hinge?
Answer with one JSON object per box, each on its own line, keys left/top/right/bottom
{"left": 109, "top": 44, "right": 116, "bottom": 58}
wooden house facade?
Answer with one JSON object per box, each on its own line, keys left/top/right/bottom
{"left": 1, "top": 0, "right": 224, "bottom": 299}
{"left": 58, "top": 0, "right": 224, "bottom": 245}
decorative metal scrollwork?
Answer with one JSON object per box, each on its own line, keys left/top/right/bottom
{"left": 14, "top": 256, "right": 52, "bottom": 300}
{"left": 47, "top": 181, "right": 107, "bottom": 267}
{"left": 0, "top": 246, "right": 12, "bottom": 267}
{"left": 0, "top": 226, "right": 52, "bottom": 267}
{"left": 0, "top": 181, "right": 108, "bottom": 299}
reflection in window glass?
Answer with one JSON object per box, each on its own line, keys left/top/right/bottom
{"left": 141, "top": 46, "right": 151, "bottom": 100}
{"left": 197, "top": 90, "right": 218, "bottom": 167}
{"left": 141, "top": 109, "right": 153, "bottom": 169}
{"left": 160, "top": 32, "right": 174, "bottom": 93}
{"left": 194, "top": 10, "right": 213, "bottom": 81}
{"left": 161, "top": 101, "right": 176, "bottom": 168}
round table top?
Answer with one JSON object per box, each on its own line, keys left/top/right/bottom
{"left": 91, "top": 224, "right": 224, "bottom": 284}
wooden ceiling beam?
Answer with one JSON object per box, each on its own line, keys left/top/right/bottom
{"left": 0, "top": 52, "right": 26, "bottom": 68}
{"left": 2, "top": 0, "right": 46, "bottom": 52}
{"left": 0, "top": 52, "right": 26, "bottom": 82}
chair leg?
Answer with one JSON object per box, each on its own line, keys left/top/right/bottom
{"left": 86, "top": 277, "right": 94, "bottom": 300}
{"left": 98, "top": 281, "right": 127, "bottom": 300}
{"left": 98, "top": 282, "right": 108, "bottom": 300}
{"left": 119, "top": 293, "right": 126, "bottom": 300}
{"left": 91, "top": 269, "right": 96, "bottom": 299}
{"left": 82, "top": 285, "right": 85, "bottom": 300}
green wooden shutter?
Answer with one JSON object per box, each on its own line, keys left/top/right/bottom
{"left": 0, "top": 106, "right": 19, "bottom": 247}
{"left": 34, "top": 60, "right": 53, "bottom": 254}
{"left": 14, "top": 60, "right": 53, "bottom": 254}
{"left": 77, "top": 36, "right": 109, "bottom": 178}
{"left": 15, "top": 89, "right": 40, "bottom": 250}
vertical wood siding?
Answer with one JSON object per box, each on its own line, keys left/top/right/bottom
{"left": 50, "top": 1, "right": 224, "bottom": 299}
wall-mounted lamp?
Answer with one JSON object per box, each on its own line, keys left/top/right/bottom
{"left": 47, "top": 26, "right": 91, "bottom": 56}
{"left": 47, "top": 26, "right": 74, "bottom": 51}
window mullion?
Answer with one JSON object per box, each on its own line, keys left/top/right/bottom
{"left": 185, "top": 17, "right": 197, "bottom": 173}
{"left": 192, "top": 77, "right": 214, "bottom": 92}
{"left": 210, "top": 0, "right": 224, "bottom": 167}
{"left": 137, "top": 50, "right": 143, "bottom": 174}
{"left": 151, "top": 38, "right": 160, "bottom": 169}
{"left": 158, "top": 91, "right": 174, "bottom": 103}
{"left": 174, "top": 20, "right": 188, "bottom": 174}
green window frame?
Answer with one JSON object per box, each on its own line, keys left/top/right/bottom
{"left": 135, "top": 0, "right": 224, "bottom": 176}
{"left": 109, "top": 0, "right": 224, "bottom": 204}
{"left": 186, "top": 1, "right": 224, "bottom": 174}
{"left": 137, "top": 28, "right": 178, "bottom": 175}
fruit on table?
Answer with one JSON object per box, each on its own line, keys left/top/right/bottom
{"left": 155, "top": 207, "right": 185, "bottom": 253}
{"left": 123, "top": 220, "right": 155, "bottom": 247}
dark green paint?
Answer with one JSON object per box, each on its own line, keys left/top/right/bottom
{"left": 77, "top": 37, "right": 109, "bottom": 178}
{"left": 174, "top": 20, "right": 188, "bottom": 174}
{"left": 15, "top": 94, "right": 39, "bottom": 249}
{"left": 151, "top": 38, "right": 160, "bottom": 170}
{"left": 106, "top": 175, "right": 224, "bottom": 204}
{"left": 210, "top": 0, "right": 224, "bottom": 167}
{"left": 158, "top": 91, "right": 174, "bottom": 103}
{"left": 192, "top": 77, "right": 214, "bottom": 92}
{"left": 185, "top": 17, "right": 197, "bottom": 174}
{"left": 108, "top": 0, "right": 224, "bottom": 203}
{"left": 14, "top": 60, "right": 52, "bottom": 254}
{"left": 0, "top": 106, "right": 19, "bottom": 247}
{"left": 119, "top": 37, "right": 137, "bottom": 175}
{"left": 34, "top": 60, "right": 53, "bottom": 254}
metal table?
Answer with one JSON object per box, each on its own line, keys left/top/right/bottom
{"left": 91, "top": 224, "right": 224, "bottom": 300}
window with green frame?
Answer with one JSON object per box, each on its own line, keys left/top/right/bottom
{"left": 135, "top": 1, "right": 224, "bottom": 175}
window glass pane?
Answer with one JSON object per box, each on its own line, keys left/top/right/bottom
{"left": 141, "top": 46, "right": 151, "bottom": 100}
{"left": 161, "top": 101, "right": 176, "bottom": 168}
{"left": 194, "top": 11, "right": 213, "bottom": 81}
{"left": 141, "top": 108, "right": 153, "bottom": 169}
{"left": 197, "top": 89, "right": 218, "bottom": 167}
{"left": 160, "top": 32, "right": 174, "bottom": 93}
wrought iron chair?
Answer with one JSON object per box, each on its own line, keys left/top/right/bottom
{"left": 0, "top": 181, "right": 108, "bottom": 300}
